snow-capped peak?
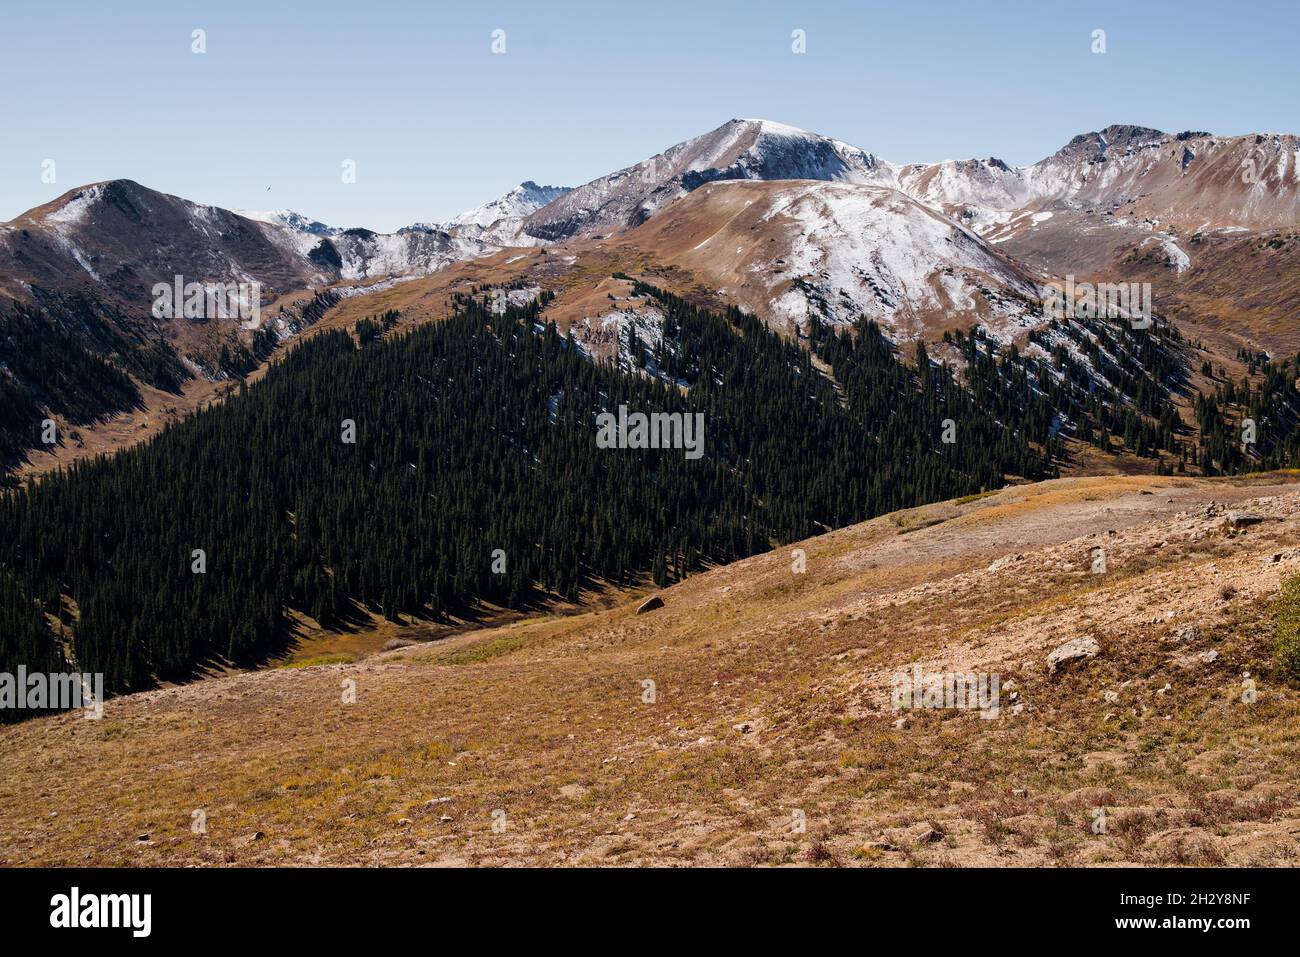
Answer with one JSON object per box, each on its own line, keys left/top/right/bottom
{"left": 519, "top": 118, "right": 896, "bottom": 243}
{"left": 237, "top": 208, "right": 336, "bottom": 235}
{"left": 740, "top": 118, "right": 815, "bottom": 138}
{"left": 447, "top": 181, "right": 572, "bottom": 230}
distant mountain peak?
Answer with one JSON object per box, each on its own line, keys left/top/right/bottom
{"left": 518, "top": 179, "right": 566, "bottom": 194}
{"left": 237, "top": 208, "right": 336, "bottom": 235}
{"left": 519, "top": 117, "right": 892, "bottom": 243}
{"left": 737, "top": 118, "right": 814, "bottom": 137}
{"left": 1059, "top": 125, "right": 1169, "bottom": 161}
{"left": 446, "top": 181, "right": 572, "bottom": 231}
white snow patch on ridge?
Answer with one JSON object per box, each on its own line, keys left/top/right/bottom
{"left": 756, "top": 181, "right": 1038, "bottom": 336}
{"left": 45, "top": 185, "right": 104, "bottom": 226}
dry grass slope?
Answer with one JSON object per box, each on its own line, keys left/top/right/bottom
{"left": 2, "top": 473, "right": 1299, "bottom": 867}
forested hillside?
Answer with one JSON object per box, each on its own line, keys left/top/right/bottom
{"left": 0, "top": 295, "right": 190, "bottom": 478}
{"left": 0, "top": 288, "right": 1050, "bottom": 714}
{"left": 6, "top": 280, "right": 1299, "bottom": 720}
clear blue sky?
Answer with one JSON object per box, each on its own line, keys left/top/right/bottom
{"left": 2, "top": 0, "right": 1295, "bottom": 232}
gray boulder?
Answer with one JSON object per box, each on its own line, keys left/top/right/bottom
{"left": 1047, "top": 637, "right": 1102, "bottom": 675}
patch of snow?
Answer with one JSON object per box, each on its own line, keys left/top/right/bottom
{"left": 45, "top": 185, "right": 103, "bottom": 226}
{"left": 756, "top": 181, "right": 1038, "bottom": 337}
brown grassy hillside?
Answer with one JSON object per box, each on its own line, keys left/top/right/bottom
{"left": 3, "top": 473, "right": 1299, "bottom": 867}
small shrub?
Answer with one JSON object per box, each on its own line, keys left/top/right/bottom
{"left": 805, "top": 839, "right": 837, "bottom": 865}
{"left": 1273, "top": 575, "right": 1300, "bottom": 683}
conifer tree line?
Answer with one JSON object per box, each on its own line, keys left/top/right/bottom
{"left": 0, "top": 284, "right": 1050, "bottom": 713}
{"left": 956, "top": 315, "right": 1189, "bottom": 463}
{"left": 943, "top": 313, "right": 1300, "bottom": 475}
{"left": 1190, "top": 349, "right": 1300, "bottom": 473}
{"left": 0, "top": 288, "right": 356, "bottom": 482}
{"left": 0, "top": 295, "right": 189, "bottom": 481}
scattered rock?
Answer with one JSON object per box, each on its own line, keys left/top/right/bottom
{"left": 890, "top": 822, "right": 943, "bottom": 845}
{"left": 636, "top": 595, "right": 664, "bottom": 614}
{"left": 1175, "top": 650, "right": 1219, "bottom": 669}
{"left": 860, "top": 840, "right": 897, "bottom": 853}
{"left": 1225, "top": 511, "right": 1264, "bottom": 528}
{"left": 1047, "top": 637, "right": 1102, "bottom": 675}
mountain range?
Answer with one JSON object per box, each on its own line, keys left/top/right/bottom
{"left": 5, "top": 119, "right": 1296, "bottom": 331}
{"left": 2, "top": 117, "right": 1298, "bottom": 478}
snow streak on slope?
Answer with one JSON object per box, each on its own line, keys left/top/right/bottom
{"left": 760, "top": 182, "right": 1040, "bottom": 337}
{"left": 615, "top": 179, "right": 1042, "bottom": 343}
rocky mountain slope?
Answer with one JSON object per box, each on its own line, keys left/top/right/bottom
{"left": 513, "top": 119, "right": 1300, "bottom": 246}
{"left": 0, "top": 181, "right": 317, "bottom": 305}
{"left": 598, "top": 178, "right": 1042, "bottom": 338}
{"left": 518, "top": 118, "right": 892, "bottom": 242}
{"left": 437, "top": 181, "right": 573, "bottom": 246}
{"left": 3, "top": 472, "right": 1298, "bottom": 866}
{"left": 904, "top": 125, "right": 1300, "bottom": 237}
{"left": 505, "top": 119, "right": 1300, "bottom": 353}
{"left": 0, "top": 179, "right": 497, "bottom": 309}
